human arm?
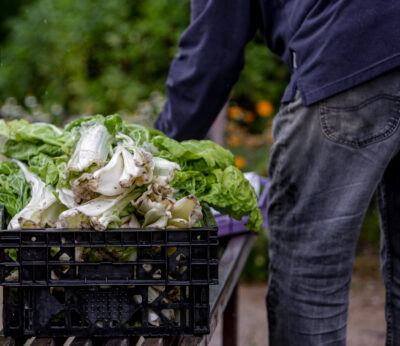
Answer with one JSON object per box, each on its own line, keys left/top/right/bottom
{"left": 154, "top": 0, "right": 260, "bottom": 140}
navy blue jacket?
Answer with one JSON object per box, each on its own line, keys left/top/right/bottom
{"left": 155, "top": 0, "right": 400, "bottom": 140}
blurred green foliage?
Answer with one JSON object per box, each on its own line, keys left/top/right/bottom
{"left": 241, "top": 228, "right": 270, "bottom": 282}
{"left": 0, "top": 0, "right": 34, "bottom": 43}
{"left": 358, "top": 197, "right": 380, "bottom": 247}
{"left": 0, "top": 0, "right": 190, "bottom": 114}
{"left": 0, "top": 0, "right": 288, "bottom": 117}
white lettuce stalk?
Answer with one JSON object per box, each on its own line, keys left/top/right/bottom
{"left": 119, "top": 146, "right": 154, "bottom": 187}
{"left": 148, "top": 309, "right": 175, "bottom": 327}
{"left": 57, "top": 189, "right": 142, "bottom": 231}
{"left": 148, "top": 286, "right": 162, "bottom": 303}
{"left": 8, "top": 160, "right": 65, "bottom": 229}
{"left": 72, "top": 145, "right": 153, "bottom": 198}
{"left": 80, "top": 146, "right": 126, "bottom": 196}
{"left": 92, "top": 190, "right": 142, "bottom": 230}
{"left": 115, "top": 132, "right": 134, "bottom": 145}
{"left": 142, "top": 209, "right": 170, "bottom": 229}
{"left": 70, "top": 173, "right": 98, "bottom": 202}
{"left": 134, "top": 185, "right": 175, "bottom": 229}
{"left": 121, "top": 214, "right": 141, "bottom": 228}
{"left": 148, "top": 310, "right": 161, "bottom": 326}
{"left": 66, "top": 120, "right": 112, "bottom": 176}
{"left": 146, "top": 286, "right": 175, "bottom": 326}
{"left": 152, "top": 157, "right": 180, "bottom": 185}
{"left": 56, "top": 188, "right": 78, "bottom": 209}
{"left": 167, "top": 195, "right": 203, "bottom": 228}
{"left": 56, "top": 209, "right": 91, "bottom": 229}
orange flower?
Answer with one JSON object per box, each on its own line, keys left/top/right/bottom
{"left": 227, "top": 106, "right": 243, "bottom": 120}
{"left": 227, "top": 135, "right": 242, "bottom": 147}
{"left": 235, "top": 156, "right": 245, "bottom": 169}
{"left": 256, "top": 100, "right": 274, "bottom": 117}
{"left": 244, "top": 111, "right": 256, "bottom": 123}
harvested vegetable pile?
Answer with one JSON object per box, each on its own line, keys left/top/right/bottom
{"left": 0, "top": 114, "right": 262, "bottom": 231}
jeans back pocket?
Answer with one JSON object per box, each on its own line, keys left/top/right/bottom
{"left": 320, "top": 94, "right": 400, "bottom": 148}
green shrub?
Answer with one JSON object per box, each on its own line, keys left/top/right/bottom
{"left": 241, "top": 228, "right": 270, "bottom": 282}
{"left": 0, "top": 0, "right": 190, "bottom": 115}
{"left": 0, "top": 0, "right": 288, "bottom": 117}
{"left": 0, "top": 0, "right": 34, "bottom": 43}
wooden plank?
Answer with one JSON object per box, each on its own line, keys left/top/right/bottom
{"left": 69, "top": 338, "right": 93, "bottom": 346}
{"left": 85, "top": 337, "right": 141, "bottom": 346}
{"left": 140, "top": 339, "right": 162, "bottom": 346}
{"left": 131, "top": 337, "right": 145, "bottom": 346}
{"left": 23, "top": 338, "right": 36, "bottom": 346}
{"left": 31, "top": 339, "right": 55, "bottom": 346}
{"left": 105, "top": 338, "right": 134, "bottom": 346}
{"left": 31, "top": 338, "right": 69, "bottom": 346}
{"left": 223, "top": 285, "right": 238, "bottom": 346}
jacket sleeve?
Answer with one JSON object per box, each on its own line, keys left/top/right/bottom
{"left": 154, "top": 0, "right": 259, "bottom": 141}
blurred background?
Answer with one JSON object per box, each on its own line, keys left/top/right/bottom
{"left": 0, "top": 1, "right": 385, "bottom": 344}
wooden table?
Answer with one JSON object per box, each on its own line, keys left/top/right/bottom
{"left": 0, "top": 233, "right": 256, "bottom": 346}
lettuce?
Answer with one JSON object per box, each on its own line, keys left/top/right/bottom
{"left": 65, "top": 113, "right": 122, "bottom": 137}
{"left": 0, "top": 114, "right": 262, "bottom": 231}
{"left": 119, "top": 122, "right": 262, "bottom": 230}
{"left": 171, "top": 167, "right": 262, "bottom": 231}
{"left": 65, "top": 120, "right": 113, "bottom": 176}
{"left": 0, "top": 161, "right": 32, "bottom": 224}
{"left": 8, "top": 160, "right": 65, "bottom": 229}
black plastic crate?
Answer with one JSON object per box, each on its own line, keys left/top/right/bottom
{"left": 0, "top": 208, "right": 218, "bottom": 287}
{"left": 0, "top": 204, "right": 218, "bottom": 337}
{"left": 3, "top": 285, "right": 211, "bottom": 337}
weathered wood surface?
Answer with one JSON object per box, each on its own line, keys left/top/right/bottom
{"left": 223, "top": 285, "right": 238, "bottom": 346}
{"left": 0, "top": 233, "right": 256, "bottom": 346}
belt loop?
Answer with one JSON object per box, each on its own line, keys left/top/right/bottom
{"left": 292, "top": 50, "right": 298, "bottom": 69}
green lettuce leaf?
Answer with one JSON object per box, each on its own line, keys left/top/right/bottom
{"left": 28, "top": 153, "right": 69, "bottom": 186}
{"left": 0, "top": 120, "right": 11, "bottom": 138}
{"left": 180, "top": 140, "right": 235, "bottom": 171}
{"left": 171, "top": 166, "right": 262, "bottom": 231}
{"left": 171, "top": 171, "right": 208, "bottom": 199}
{"left": 65, "top": 113, "right": 122, "bottom": 137}
{"left": 121, "top": 123, "right": 164, "bottom": 147}
{"left": 13, "top": 122, "right": 73, "bottom": 149}
{"left": 0, "top": 161, "right": 32, "bottom": 223}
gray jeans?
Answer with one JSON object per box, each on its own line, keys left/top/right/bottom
{"left": 266, "top": 68, "right": 400, "bottom": 345}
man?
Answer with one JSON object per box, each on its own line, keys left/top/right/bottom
{"left": 154, "top": 1, "right": 400, "bottom": 345}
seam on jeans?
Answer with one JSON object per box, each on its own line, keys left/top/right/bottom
{"left": 269, "top": 102, "right": 293, "bottom": 226}
{"left": 270, "top": 123, "right": 287, "bottom": 227}
{"left": 322, "top": 94, "right": 400, "bottom": 111}
{"left": 319, "top": 98, "right": 400, "bottom": 148}
{"left": 379, "top": 181, "right": 394, "bottom": 345}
